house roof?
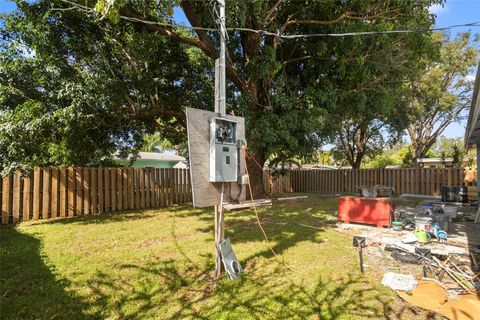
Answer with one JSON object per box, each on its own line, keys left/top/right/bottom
{"left": 114, "top": 152, "right": 186, "bottom": 162}
{"left": 465, "top": 62, "right": 480, "bottom": 147}
{"left": 415, "top": 157, "right": 454, "bottom": 163}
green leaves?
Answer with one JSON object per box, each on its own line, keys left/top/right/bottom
{"left": 406, "top": 32, "right": 479, "bottom": 159}
{"left": 0, "top": 0, "right": 212, "bottom": 174}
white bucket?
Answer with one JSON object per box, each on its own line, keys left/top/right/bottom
{"left": 415, "top": 216, "right": 433, "bottom": 232}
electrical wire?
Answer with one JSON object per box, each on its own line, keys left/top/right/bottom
{"left": 242, "top": 146, "right": 298, "bottom": 273}
{"left": 119, "top": 14, "right": 480, "bottom": 38}
{"left": 242, "top": 145, "right": 279, "bottom": 259}
{"left": 57, "top": 1, "right": 480, "bottom": 39}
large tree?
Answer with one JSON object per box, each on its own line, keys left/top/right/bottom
{"left": 1, "top": 0, "right": 213, "bottom": 174}
{"left": 1, "top": 0, "right": 442, "bottom": 196}
{"left": 325, "top": 7, "right": 439, "bottom": 169}
{"left": 406, "top": 32, "right": 479, "bottom": 162}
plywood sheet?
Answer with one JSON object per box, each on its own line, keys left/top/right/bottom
{"left": 186, "top": 107, "right": 246, "bottom": 208}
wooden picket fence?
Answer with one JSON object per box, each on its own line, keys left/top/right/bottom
{"left": 2, "top": 166, "right": 476, "bottom": 224}
{"left": 264, "top": 171, "right": 292, "bottom": 195}
{"left": 1, "top": 167, "right": 191, "bottom": 225}
{"left": 288, "top": 168, "right": 476, "bottom": 195}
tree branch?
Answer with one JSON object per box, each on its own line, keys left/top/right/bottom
{"left": 282, "top": 9, "right": 400, "bottom": 29}
{"left": 118, "top": 7, "right": 247, "bottom": 92}
{"left": 264, "top": 0, "right": 285, "bottom": 25}
{"left": 282, "top": 55, "right": 327, "bottom": 66}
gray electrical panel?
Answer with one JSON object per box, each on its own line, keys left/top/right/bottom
{"left": 209, "top": 117, "right": 238, "bottom": 182}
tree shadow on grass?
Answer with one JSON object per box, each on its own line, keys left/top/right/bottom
{"left": 72, "top": 255, "right": 405, "bottom": 320}
{"left": 192, "top": 202, "right": 339, "bottom": 262}
{"left": 32, "top": 204, "right": 208, "bottom": 227}
{"left": 0, "top": 226, "right": 95, "bottom": 320}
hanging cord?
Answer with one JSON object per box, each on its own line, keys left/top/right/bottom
{"left": 242, "top": 145, "right": 279, "bottom": 259}
{"left": 243, "top": 147, "right": 297, "bottom": 274}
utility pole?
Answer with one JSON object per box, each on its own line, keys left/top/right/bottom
{"left": 218, "top": 0, "right": 226, "bottom": 117}
{"left": 214, "top": 0, "right": 226, "bottom": 278}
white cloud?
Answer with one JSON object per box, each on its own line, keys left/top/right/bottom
{"left": 466, "top": 74, "right": 475, "bottom": 82}
{"left": 429, "top": 3, "right": 448, "bottom": 15}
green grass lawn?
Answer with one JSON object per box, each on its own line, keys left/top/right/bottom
{"left": 1, "top": 194, "right": 403, "bottom": 319}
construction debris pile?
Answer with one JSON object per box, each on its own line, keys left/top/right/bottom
{"left": 337, "top": 188, "right": 480, "bottom": 318}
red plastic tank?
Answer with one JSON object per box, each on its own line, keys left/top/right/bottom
{"left": 338, "top": 196, "right": 392, "bottom": 228}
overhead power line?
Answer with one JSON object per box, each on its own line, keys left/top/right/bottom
{"left": 120, "top": 15, "right": 480, "bottom": 38}
{"left": 56, "top": 1, "right": 480, "bottom": 38}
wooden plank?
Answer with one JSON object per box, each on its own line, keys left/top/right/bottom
{"left": 175, "top": 169, "right": 179, "bottom": 204}
{"left": 145, "top": 168, "right": 151, "bottom": 208}
{"left": 82, "top": 167, "right": 90, "bottom": 215}
{"left": 308, "top": 170, "right": 315, "bottom": 192}
{"left": 311, "top": 170, "right": 315, "bottom": 192}
{"left": 51, "top": 168, "right": 59, "bottom": 218}
{"left": 98, "top": 168, "right": 104, "bottom": 213}
{"left": 139, "top": 168, "right": 145, "bottom": 209}
{"left": 151, "top": 168, "right": 156, "bottom": 206}
{"left": 150, "top": 168, "right": 156, "bottom": 207}
{"left": 429, "top": 169, "right": 433, "bottom": 195}
{"left": 128, "top": 168, "right": 134, "bottom": 210}
{"left": 120, "top": 168, "right": 126, "bottom": 210}
{"left": 111, "top": 168, "right": 117, "bottom": 212}
{"left": 134, "top": 169, "right": 140, "bottom": 210}
{"left": 59, "top": 168, "right": 67, "bottom": 218}
{"left": 405, "top": 169, "right": 414, "bottom": 193}
{"left": 453, "top": 168, "right": 459, "bottom": 186}
{"left": 102, "top": 168, "right": 112, "bottom": 212}
{"left": 154, "top": 169, "right": 160, "bottom": 207}
{"left": 2, "top": 175, "right": 11, "bottom": 224}
{"left": 76, "top": 168, "right": 83, "bottom": 215}
{"left": 82, "top": 168, "right": 90, "bottom": 215}
{"left": 167, "top": 168, "right": 172, "bottom": 205}
{"left": 104, "top": 168, "right": 111, "bottom": 212}
{"left": 22, "top": 173, "right": 32, "bottom": 221}
{"left": 421, "top": 168, "right": 426, "bottom": 195}
{"left": 91, "top": 168, "right": 98, "bottom": 214}
{"left": 447, "top": 168, "right": 453, "bottom": 186}
{"left": 158, "top": 168, "right": 162, "bottom": 206}
{"left": 459, "top": 168, "right": 463, "bottom": 185}
{"left": 180, "top": 169, "right": 185, "bottom": 203}
{"left": 42, "top": 168, "right": 51, "bottom": 219}
{"left": 291, "top": 170, "right": 296, "bottom": 192}
{"left": 12, "top": 171, "right": 21, "bottom": 223}
{"left": 178, "top": 169, "right": 183, "bottom": 203}
{"left": 171, "top": 169, "right": 176, "bottom": 204}
{"left": 167, "top": 168, "right": 171, "bottom": 205}
{"left": 117, "top": 168, "right": 123, "bottom": 211}
{"left": 223, "top": 199, "right": 272, "bottom": 210}
{"left": 67, "top": 168, "right": 75, "bottom": 217}
{"left": 160, "top": 169, "right": 166, "bottom": 206}
{"left": 345, "top": 170, "right": 349, "bottom": 193}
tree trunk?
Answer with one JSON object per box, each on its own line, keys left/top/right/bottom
{"left": 412, "top": 142, "right": 424, "bottom": 167}
{"left": 246, "top": 144, "right": 266, "bottom": 200}
{"left": 242, "top": 76, "right": 269, "bottom": 199}
{"left": 351, "top": 154, "right": 363, "bottom": 169}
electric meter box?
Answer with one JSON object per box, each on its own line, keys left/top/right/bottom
{"left": 210, "top": 117, "right": 238, "bottom": 182}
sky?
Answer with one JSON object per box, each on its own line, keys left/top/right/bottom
{"left": 428, "top": 0, "right": 480, "bottom": 140}
{"left": 1, "top": 0, "right": 479, "bottom": 142}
